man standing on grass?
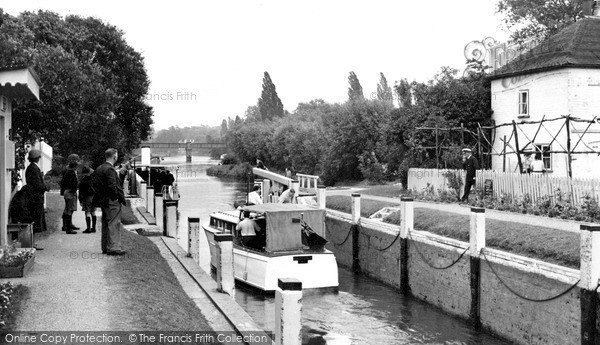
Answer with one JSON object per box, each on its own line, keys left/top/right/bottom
{"left": 460, "top": 148, "right": 479, "bottom": 203}
{"left": 95, "top": 148, "right": 127, "bottom": 256}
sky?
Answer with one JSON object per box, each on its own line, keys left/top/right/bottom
{"left": 3, "top": 1, "right": 509, "bottom": 131}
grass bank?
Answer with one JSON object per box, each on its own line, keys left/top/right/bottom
{"left": 105, "top": 231, "right": 219, "bottom": 335}
{"left": 206, "top": 163, "right": 253, "bottom": 179}
{"left": 326, "top": 195, "right": 580, "bottom": 269}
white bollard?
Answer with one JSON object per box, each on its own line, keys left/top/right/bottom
{"left": 351, "top": 193, "right": 361, "bottom": 224}
{"left": 146, "top": 186, "right": 155, "bottom": 215}
{"left": 141, "top": 146, "right": 151, "bottom": 165}
{"left": 580, "top": 224, "right": 600, "bottom": 291}
{"left": 187, "top": 217, "right": 200, "bottom": 264}
{"left": 469, "top": 207, "right": 486, "bottom": 256}
{"left": 400, "top": 197, "right": 414, "bottom": 239}
{"left": 140, "top": 181, "right": 147, "bottom": 206}
{"left": 317, "top": 185, "right": 326, "bottom": 209}
{"left": 291, "top": 180, "right": 300, "bottom": 204}
{"left": 275, "top": 278, "right": 302, "bottom": 345}
{"left": 215, "top": 233, "right": 235, "bottom": 297}
{"left": 164, "top": 200, "right": 178, "bottom": 237}
{"left": 155, "top": 191, "right": 164, "bottom": 229}
{"left": 262, "top": 179, "right": 271, "bottom": 204}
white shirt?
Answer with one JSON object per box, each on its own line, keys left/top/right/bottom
{"left": 248, "top": 191, "right": 262, "bottom": 205}
{"left": 236, "top": 218, "right": 260, "bottom": 236}
{"left": 278, "top": 189, "right": 295, "bottom": 203}
{"left": 531, "top": 160, "right": 545, "bottom": 173}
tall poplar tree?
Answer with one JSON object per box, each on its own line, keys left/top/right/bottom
{"left": 376, "top": 72, "right": 393, "bottom": 104}
{"left": 347, "top": 71, "right": 364, "bottom": 101}
{"left": 257, "top": 71, "right": 284, "bottom": 121}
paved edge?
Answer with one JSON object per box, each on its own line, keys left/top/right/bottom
{"left": 161, "top": 237, "right": 274, "bottom": 345}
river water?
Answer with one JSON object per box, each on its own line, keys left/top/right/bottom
{"left": 164, "top": 156, "right": 509, "bottom": 345}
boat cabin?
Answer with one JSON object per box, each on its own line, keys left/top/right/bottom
{"left": 209, "top": 204, "right": 327, "bottom": 253}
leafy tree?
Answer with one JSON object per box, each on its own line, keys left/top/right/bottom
{"left": 220, "top": 119, "right": 228, "bottom": 137}
{"left": 395, "top": 79, "right": 412, "bottom": 108}
{"left": 0, "top": 10, "right": 153, "bottom": 168}
{"left": 497, "top": 0, "right": 586, "bottom": 43}
{"left": 347, "top": 71, "right": 364, "bottom": 101}
{"left": 257, "top": 71, "right": 284, "bottom": 121}
{"left": 376, "top": 72, "right": 393, "bottom": 105}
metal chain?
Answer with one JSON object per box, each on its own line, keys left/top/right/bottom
{"left": 372, "top": 231, "right": 402, "bottom": 252}
{"left": 328, "top": 224, "right": 355, "bottom": 246}
{"left": 408, "top": 227, "right": 469, "bottom": 270}
{"left": 482, "top": 250, "right": 580, "bottom": 302}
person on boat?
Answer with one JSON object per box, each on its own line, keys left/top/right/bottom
{"left": 278, "top": 188, "right": 296, "bottom": 204}
{"left": 247, "top": 185, "right": 263, "bottom": 205}
{"left": 236, "top": 211, "right": 262, "bottom": 249}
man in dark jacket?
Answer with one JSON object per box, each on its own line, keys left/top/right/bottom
{"left": 95, "top": 148, "right": 127, "bottom": 255}
{"left": 461, "top": 148, "right": 480, "bottom": 203}
{"left": 60, "top": 158, "right": 79, "bottom": 234}
{"left": 25, "top": 149, "right": 48, "bottom": 233}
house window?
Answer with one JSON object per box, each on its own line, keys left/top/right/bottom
{"left": 534, "top": 144, "right": 552, "bottom": 171}
{"left": 518, "top": 90, "right": 529, "bottom": 116}
{"left": 0, "top": 96, "right": 5, "bottom": 112}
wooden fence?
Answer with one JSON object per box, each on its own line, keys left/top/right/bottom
{"left": 408, "top": 168, "right": 600, "bottom": 205}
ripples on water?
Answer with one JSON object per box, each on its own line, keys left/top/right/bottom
{"left": 169, "top": 156, "right": 509, "bottom": 345}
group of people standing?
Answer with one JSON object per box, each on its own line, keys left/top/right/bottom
{"left": 22, "top": 148, "right": 128, "bottom": 256}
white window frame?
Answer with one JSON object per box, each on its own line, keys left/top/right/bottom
{"left": 518, "top": 90, "right": 529, "bottom": 117}
{"left": 534, "top": 143, "right": 552, "bottom": 171}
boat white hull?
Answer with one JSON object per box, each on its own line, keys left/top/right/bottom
{"left": 203, "top": 225, "right": 339, "bottom": 292}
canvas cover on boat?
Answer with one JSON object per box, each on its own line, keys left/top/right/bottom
{"left": 243, "top": 204, "right": 326, "bottom": 252}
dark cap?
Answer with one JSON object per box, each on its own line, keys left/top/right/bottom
{"left": 67, "top": 154, "right": 80, "bottom": 162}
{"left": 28, "top": 149, "right": 41, "bottom": 159}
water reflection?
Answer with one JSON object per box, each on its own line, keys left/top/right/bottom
{"left": 170, "top": 157, "right": 508, "bottom": 345}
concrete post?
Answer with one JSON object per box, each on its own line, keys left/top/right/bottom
{"left": 185, "top": 141, "right": 192, "bottom": 163}
{"left": 275, "top": 278, "right": 302, "bottom": 345}
{"left": 163, "top": 200, "right": 178, "bottom": 237}
{"left": 317, "top": 185, "right": 326, "bottom": 209}
{"left": 261, "top": 179, "right": 270, "bottom": 204}
{"left": 155, "top": 191, "right": 164, "bottom": 229}
{"left": 400, "top": 197, "right": 414, "bottom": 296}
{"left": 351, "top": 193, "right": 361, "bottom": 272}
{"left": 351, "top": 193, "right": 361, "bottom": 224}
{"left": 469, "top": 207, "right": 485, "bottom": 330}
{"left": 187, "top": 217, "right": 200, "bottom": 264}
{"left": 215, "top": 233, "right": 235, "bottom": 298}
{"left": 129, "top": 170, "right": 136, "bottom": 196}
{"left": 141, "top": 147, "right": 151, "bottom": 166}
{"left": 140, "top": 181, "right": 147, "bottom": 206}
{"left": 580, "top": 223, "right": 600, "bottom": 345}
{"left": 469, "top": 207, "right": 486, "bottom": 256}
{"left": 146, "top": 186, "right": 154, "bottom": 215}
{"left": 291, "top": 180, "right": 299, "bottom": 204}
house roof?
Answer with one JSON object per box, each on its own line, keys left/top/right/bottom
{"left": 490, "top": 16, "right": 600, "bottom": 80}
{"left": 0, "top": 66, "right": 41, "bottom": 100}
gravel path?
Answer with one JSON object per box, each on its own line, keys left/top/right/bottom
{"left": 0, "top": 193, "right": 120, "bottom": 330}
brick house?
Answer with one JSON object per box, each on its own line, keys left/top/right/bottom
{"left": 489, "top": 16, "right": 600, "bottom": 178}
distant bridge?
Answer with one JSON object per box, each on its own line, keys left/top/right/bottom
{"left": 138, "top": 141, "right": 227, "bottom": 163}
{"left": 140, "top": 142, "right": 226, "bottom": 149}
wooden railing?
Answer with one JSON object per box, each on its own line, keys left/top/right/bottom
{"left": 296, "top": 173, "right": 319, "bottom": 194}
{"left": 408, "top": 168, "right": 600, "bottom": 205}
